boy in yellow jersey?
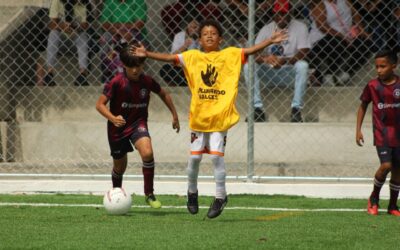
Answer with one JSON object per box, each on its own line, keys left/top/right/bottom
{"left": 132, "top": 19, "right": 287, "bottom": 219}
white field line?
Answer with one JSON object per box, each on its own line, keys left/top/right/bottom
{"left": 0, "top": 202, "right": 373, "bottom": 212}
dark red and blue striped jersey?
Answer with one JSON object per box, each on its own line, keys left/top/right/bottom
{"left": 103, "top": 72, "right": 161, "bottom": 142}
{"left": 360, "top": 76, "right": 400, "bottom": 146}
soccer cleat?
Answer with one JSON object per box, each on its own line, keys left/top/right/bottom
{"left": 367, "top": 197, "right": 379, "bottom": 215}
{"left": 207, "top": 196, "right": 228, "bottom": 219}
{"left": 187, "top": 191, "right": 199, "bottom": 214}
{"left": 387, "top": 206, "right": 400, "bottom": 216}
{"left": 145, "top": 194, "right": 161, "bottom": 209}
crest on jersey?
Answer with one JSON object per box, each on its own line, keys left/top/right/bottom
{"left": 140, "top": 89, "right": 147, "bottom": 99}
{"left": 394, "top": 89, "right": 400, "bottom": 99}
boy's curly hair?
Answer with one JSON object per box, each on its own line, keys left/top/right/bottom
{"left": 198, "top": 19, "right": 223, "bottom": 37}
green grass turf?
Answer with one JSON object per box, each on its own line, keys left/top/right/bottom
{"left": 0, "top": 194, "right": 399, "bottom": 249}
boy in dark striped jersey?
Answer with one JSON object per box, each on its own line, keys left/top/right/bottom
{"left": 96, "top": 42, "right": 180, "bottom": 208}
{"left": 356, "top": 50, "right": 400, "bottom": 216}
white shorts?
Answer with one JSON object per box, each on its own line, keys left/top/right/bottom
{"left": 190, "top": 131, "right": 227, "bottom": 156}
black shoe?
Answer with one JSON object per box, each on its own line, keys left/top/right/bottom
{"left": 44, "top": 73, "right": 56, "bottom": 86}
{"left": 290, "top": 107, "right": 303, "bottom": 123}
{"left": 207, "top": 196, "right": 228, "bottom": 219}
{"left": 246, "top": 108, "right": 267, "bottom": 122}
{"left": 254, "top": 108, "right": 266, "bottom": 122}
{"left": 187, "top": 191, "right": 199, "bottom": 214}
{"left": 74, "top": 73, "right": 89, "bottom": 86}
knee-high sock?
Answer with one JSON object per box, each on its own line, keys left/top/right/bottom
{"left": 371, "top": 177, "right": 385, "bottom": 200}
{"left": 111, "top": 169, "right": 123, "bottom": 188}
{"left": 187, "top": 154, "right": 202, "bottom": 193}
{"left": 142, "top": 160, "right": 155, "bottom": 196}
{"left": 389, "top": 181, "right": 400, "bottom": 209}
{"left": 210, "top": 155, "right": 226, "bottom": 199}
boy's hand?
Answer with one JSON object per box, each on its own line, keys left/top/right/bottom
{"left": 172, "top": 118, "right": 180, "bottom": 133}
{"left": 130, "top": 42, "right": 147, "bottom": 57}
{"left": 356, "top": 131, "right": 364, "bottom": 146}
{"left": 270, "top": 29, "right": 288, "bottom": 44}
{"left": 111, "top": 115, "right": 126, "bottom": 127}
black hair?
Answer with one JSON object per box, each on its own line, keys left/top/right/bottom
{"left": 119, "top": 41, "right": 146, "bottom": 67}
{"left": 198, "top": 19, "right": 223, "bottom": 37}
{"left": 62, "top": 0, "right": 93, "bottom": 23}
{"left": 375, "top": 49, "right": 398, "bottom": 64}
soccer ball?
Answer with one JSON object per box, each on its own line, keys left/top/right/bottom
{"left": 103, "top": 188, "right": 132, "bottom": 215}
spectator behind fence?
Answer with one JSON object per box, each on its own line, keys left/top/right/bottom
{"left": 99, "top": 0, "right": 147, "bottom": 83}
{"left": 223, "top": 0, "right": 274, "bottom": 47}
{"left": 352, "top": 0, "right": 395, "bottom": 53}
{"left": 393, "top": 2, "right": 400, "bottom": 52}
{"left": 44, "top": 0, "right": 91, "bottom": 86}
{"left": 161, "top": 0, "right": 223, "bottom": 40}
{"left": 159, "top": 19, "right": 200, "bottom": 87}
{"left": 308, "top": 0, "right": 371, "bottom": 86}
{"left": 245, "top": 0, "right": 310, "bottom": 123}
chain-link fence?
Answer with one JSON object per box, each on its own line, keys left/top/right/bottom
{"left": 0, "top": 0, "right": 399, "bottom": 180}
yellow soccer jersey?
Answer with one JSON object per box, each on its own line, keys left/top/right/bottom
{"left": 176, "top": 47, "right": 246, "bottom": 132}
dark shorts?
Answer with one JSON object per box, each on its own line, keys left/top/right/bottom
{"left": 376, "top": 146, "right": 400, "bottom": 166}
{"left": 109, "top": 125, "right": 150, "bottom": 159}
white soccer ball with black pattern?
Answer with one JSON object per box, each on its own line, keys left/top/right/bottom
{"left": 103, "top": 188, "right": 132, "bottom": 215}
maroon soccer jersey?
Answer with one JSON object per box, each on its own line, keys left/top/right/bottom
{"left": 103, "top": 72, "right": 161, "bottom": 142}
{"left": 360, "top": 76, "right": 400, "bottom": 146}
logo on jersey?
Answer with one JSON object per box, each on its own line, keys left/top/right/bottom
{"left": 198, "top": 87, "right": 226, "bottom": 100}
{"left": 394, "top": 89, "right": 400, "bottom": 99}
{"left": 140, "top": 89, "right": 147, "bottom": 99}
{"left": 121, "top": 102, "right": 147, "bottom": 108}
{"left": 191, "top": 133, "right": 198, "bottom": 143}
{"left": 201, "top": 64, "right": 218, "bottom": 87}
{"left": 377, "top": 103, "right": 400, "bottom": 109}
{"left": 138, "top": 126, "right": 147, "bottom": 133}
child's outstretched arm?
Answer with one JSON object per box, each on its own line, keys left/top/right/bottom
{"left": 157, "top": 88, "right": 180, "bottom": 133}
{"left": 131, "top": 43, "right": 176, "bottom": 63}
{"left": 356, "top": 101, "right": 368, "bottom": 146}
{"left": 243, "top": 30, "right": 288, "bottom": 56}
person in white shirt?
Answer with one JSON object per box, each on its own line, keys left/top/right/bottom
{"left": 245, "top": 0, "right": 310, "bottom": 122}
{"left": 308, "top": 0, "right": 371, "bottom": 86}
{"left": 45, "top": 0, "right": 91, "bottom": 86}
{"left": 159, "top": 19, "right": 200, "bottom": 86}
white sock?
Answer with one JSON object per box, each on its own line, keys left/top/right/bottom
{"left": 187, "top": 154, "right": 202, "bottom": 193}
{"left": 210, "top": 154, "right": 226, "bottom": 199}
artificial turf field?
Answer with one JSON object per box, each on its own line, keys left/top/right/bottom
{"left": 0, "top": 194, "right": 399, "bottom": 249}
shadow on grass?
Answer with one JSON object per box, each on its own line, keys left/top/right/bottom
{"left": 131, "top": 210, "right": 188, "bottom": 216}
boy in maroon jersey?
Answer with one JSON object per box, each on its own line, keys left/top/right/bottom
{"left": 356, "top": 49, "right": 400, "bottom": 216}
{"left": 96, "top": 42, "right": 180, "bottom": 208}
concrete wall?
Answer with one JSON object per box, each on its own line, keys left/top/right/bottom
{"left": 0, "top": 86, "right": 377, "bottom": 178}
